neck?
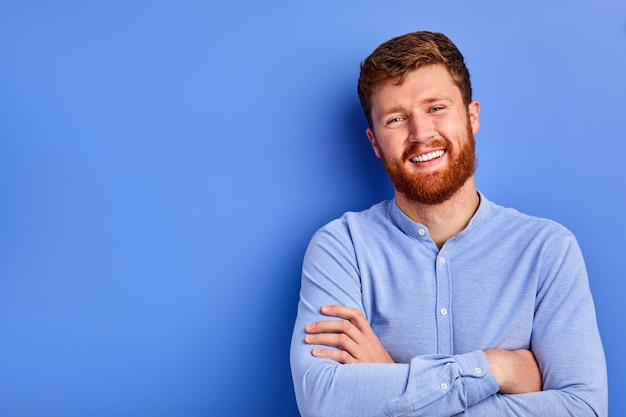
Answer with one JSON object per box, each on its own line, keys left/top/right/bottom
{"left": 395, "top": 178, "right": 480, "bottom": 249}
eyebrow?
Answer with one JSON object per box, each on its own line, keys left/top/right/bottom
{"left": 419, "top": 95, "right": 454, "bottom": 105}
{"left": 378, "top": 95, "right": 455, "bottom": 121}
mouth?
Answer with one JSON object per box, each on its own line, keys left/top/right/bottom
{"left": 410, "top": 149, "right": 446, "bottom": 163}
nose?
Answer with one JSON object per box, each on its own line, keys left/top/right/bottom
{"left": 408, "top": 113, "right": 435, "bottom": 143}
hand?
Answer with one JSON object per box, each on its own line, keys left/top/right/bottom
{"left": 484, "top": 349, "right": 543, "bottom": 394}
{"left": 304, "top": 305, "right": 394, "bottom": 364}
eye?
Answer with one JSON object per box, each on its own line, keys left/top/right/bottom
{"left": 386, "top": 116, "right": 406, "bottom": 125}
{"left": 429, "top": 106, "right": 445, "bottom": 113}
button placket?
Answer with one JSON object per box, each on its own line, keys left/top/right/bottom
{"left": 435, "top": 251, "right": 452, "bottom": 354}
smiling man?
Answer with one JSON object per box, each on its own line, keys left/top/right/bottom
{"left": 290, "top": 31, "right": 607, "bottom": 417}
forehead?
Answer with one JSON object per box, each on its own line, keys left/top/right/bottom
{"left": 371, "top": 64, "right": 461, "bottom": 111}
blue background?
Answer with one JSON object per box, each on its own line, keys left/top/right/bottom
{"left": 1, "top": 1, "right": 625, "bottom": 416}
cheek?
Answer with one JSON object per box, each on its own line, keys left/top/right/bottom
{"left": 378, "top": 141, "right": 403, "bottom": 161}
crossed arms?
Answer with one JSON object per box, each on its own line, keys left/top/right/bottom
{"left": 305, "top": 304, "right": 542, "bottom": 395}
{"left": 290, "top": 213, "right": 608, "bottom": 417}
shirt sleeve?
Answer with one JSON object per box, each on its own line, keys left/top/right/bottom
{"left": 460, "top": 232, "right": 608, "bottom": 416}
{"left": 290, "top": 222, "right": 608, "bottom": 417}
{"left": 290, "top": 224, "right": 499, "bottom": 417}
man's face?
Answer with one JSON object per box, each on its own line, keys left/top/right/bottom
{"left": 366, "top": 64, "right": 480, "bottom": 205}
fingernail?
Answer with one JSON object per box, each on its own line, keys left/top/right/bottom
{"left": 321, "top": 305, "right": 331, "bottom": 313}
{"left": 306, "top": 323, "right": 315, "bottom": 331}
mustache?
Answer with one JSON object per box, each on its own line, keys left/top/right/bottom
{"left": 402, "top": 140, "right": 448, "bottom": 160}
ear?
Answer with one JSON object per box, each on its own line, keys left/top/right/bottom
{"left": 366, "top": 127, "right": 382, "bottom": 159}
{"left": 468, "top": 100, "right": 480, "bottom": 135}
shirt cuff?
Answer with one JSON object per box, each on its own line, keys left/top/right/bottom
{"left": 455, "top": 350, "right": 499, "bottom": 406}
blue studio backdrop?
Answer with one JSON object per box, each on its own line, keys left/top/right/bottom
{"left": 1, "top": 1, "right": 625, "bottom": 416}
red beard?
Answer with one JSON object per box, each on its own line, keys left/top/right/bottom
{"left": 378, "top": 121, "right": 477, "bottom": 205}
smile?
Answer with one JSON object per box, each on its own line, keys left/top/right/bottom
{"left": 410, "top": 149, "right": 445, "bottom": 163}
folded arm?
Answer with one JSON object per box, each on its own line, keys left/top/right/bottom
{"left": 306, "top": 304, "right": 542, "bottom": 394}
{"left": 292, "top": 300, "right": 498, "bottom": 417}
{"left": 290, "top": 224, "right": 607, "bottom": 417}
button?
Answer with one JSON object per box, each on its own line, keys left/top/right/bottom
{"left": 439, "top": 257, "right": 446, "bottom": 264}
{"left": 474, "top": 367, "right": 482, "bottom": 375}
{"left": 440, "top": 383, "right": 448, "bottom": 390}
{"left": 418, "top": 228, "right": 426, "bottom": 236}
{"left": 440, "top": 308, "right": 448, "bottom": 316}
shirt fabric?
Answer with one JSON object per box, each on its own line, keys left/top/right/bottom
{"left": 290, "top": 193, "right": 607, "bottom": 417}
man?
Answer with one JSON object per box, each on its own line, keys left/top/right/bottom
{"left": 290, "top": 31, "right": 607, "bottom": 416}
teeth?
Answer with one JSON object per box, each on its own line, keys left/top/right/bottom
{"left": 411, "top": 150, "right": 445, "bottom": 163}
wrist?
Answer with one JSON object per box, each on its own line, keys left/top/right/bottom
{"left": 483, "top": 348, "right": 542, "bottom": 394}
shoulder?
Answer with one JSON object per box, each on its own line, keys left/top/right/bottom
{"left": 473, "top": 195, "right": 582, "bottom": 262}
{"left": 314, "top": 200, "right": 394, "bottom": 238}
{"left": 482, "top": 196, "right": 574, "bottom": 240}
{"left": 304, "top": 200, "right": 394, "bottom": 255}
{"left": 476, "top": 196, "right": 587, "bottom": 282}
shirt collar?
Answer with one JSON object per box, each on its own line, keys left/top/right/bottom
{"left": 388, "top": 191, "right": 491, "bottom": 240}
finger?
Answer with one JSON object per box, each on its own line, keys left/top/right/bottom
{"left": 320, "top": 305, "right": 374, "bottom": 335}
{"left": 305, "top": 319, "right": 366, "bottom": 346}
{"left": 305, "top": 319, "right": 355, "bottom": 334}
{"left": 311, "top": 347, "right": 357, "bottom": 364}
{"left": 320, "top": 304, "right": 361, "bottom": 320}
{"left": 304, "top": 330, "right": 359, "bottom": 353}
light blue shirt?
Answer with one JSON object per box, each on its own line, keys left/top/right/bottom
{"left": 290, "top": 193, "right": 607, "bottom": 416}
